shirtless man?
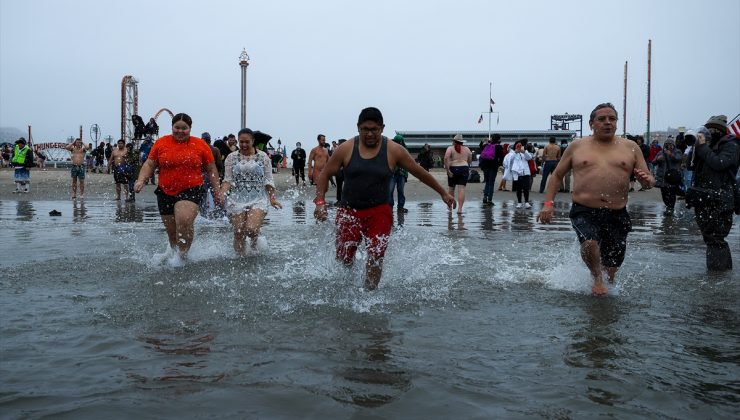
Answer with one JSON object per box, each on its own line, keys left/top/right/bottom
{"left": 538, "top": 136, "right": 562, "bottom": 193}
{"left": 537, "top": 103, "right": 655, "bottom": 296}
{"left": 108, "top": 139, "right": 130, "bottom": 200}
{"left": 65, "top": 138, "right": 87, "bottom": 199}
{"left": 308, "top": 134, "right": 330, "bottom": 185}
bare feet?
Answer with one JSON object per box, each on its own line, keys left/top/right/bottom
{"left": 592, "top": 281, "right": 608, "bottom": 296}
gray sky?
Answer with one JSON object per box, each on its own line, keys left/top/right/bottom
{"left": 1, "top": 0, "right": 738, "bottom": 152}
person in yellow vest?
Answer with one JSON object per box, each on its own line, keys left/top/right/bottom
{"left": 11, "top": 138, "right": 34, "bottom": 193}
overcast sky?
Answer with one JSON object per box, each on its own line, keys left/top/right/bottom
{"left": 1, "top": 0, "right": 738, "bottom": 151}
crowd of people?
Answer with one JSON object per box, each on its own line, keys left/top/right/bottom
{"left": 4, "top": 105, "right": 738, "bottom": 293}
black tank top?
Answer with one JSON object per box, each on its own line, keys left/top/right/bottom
{"left": 340, "top": 137, "right": 392, "bottom": 209}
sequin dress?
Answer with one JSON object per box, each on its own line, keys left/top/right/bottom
{"left": 223, "top": 150, "right": 274, "bottom": 214}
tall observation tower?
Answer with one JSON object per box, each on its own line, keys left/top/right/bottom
{"left": 239, "top": 49, "right": 250, "bottom": 129}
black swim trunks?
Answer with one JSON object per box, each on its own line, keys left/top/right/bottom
{"left": 447, "top": 166, "right": 470, "bottom": 187}
{"left": 569, "top": 202, "right": 632, "bottom": 268}
{"left": 155, "top": 185, "right": 204, "bottom": 215}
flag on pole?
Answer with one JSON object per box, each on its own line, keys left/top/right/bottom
{"left": 497, "top": 114, "right": 500, "bottom": 125}
{"left": 477, "top": 114, "right": 483, "bottom": 124}
{"left": 729, "top": 113, "right": 740, "bottom": 138}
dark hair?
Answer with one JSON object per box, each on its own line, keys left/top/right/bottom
{"left": 589, "top": 103, "right": 618, "bottom": 123}
{"left": 491, "top": 133, "right": 501, "bottom": 142}
{"left": 549, "top": 136, "right": 556, "bottom": 143}
{"left": 237, "top": 128, "right": 255, "bottom": 153}
{"left": 172, "top": 113, "right": 192, "bottom": 128}
{"left": 317, "top": 134, "right": 325, "bottom": 141}
{"left": 357, "top": 107, "right": 384, "bottom": 126}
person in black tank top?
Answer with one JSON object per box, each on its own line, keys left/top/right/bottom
{"left": 311, "top": 107, "right": 457, "bottom": 290}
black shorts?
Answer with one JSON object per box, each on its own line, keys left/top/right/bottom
{"left": 447, "top": 166, "right": 469, "bottom": 187}
{"left": 155, "top": 186, "right": 204, "bottom": 216}
{"left": 569, "top": 203, "right": 632, "bottom": 268}
{"left": 113, "top": 171, "right": 129, "bottom": 184}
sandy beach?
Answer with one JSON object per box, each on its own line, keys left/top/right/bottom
{"left": 0, "top": 166, "right": 664, "bottom": 205}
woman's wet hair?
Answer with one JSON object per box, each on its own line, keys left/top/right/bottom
{"left": 238, "top": 128, "right": 254, "bottom": 138}
{"left": 172, "top": 113, "right": 193, "bottom": 128}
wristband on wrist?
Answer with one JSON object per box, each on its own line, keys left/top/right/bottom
{"left": 313, "top": 197, "right": 326, "bottom": 206}
{"left": 543, "top": 200, "right": 554, "bottom": 207}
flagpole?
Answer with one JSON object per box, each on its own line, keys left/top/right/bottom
{"left": 488, "top": 82, "right": 492, "bottom": 141}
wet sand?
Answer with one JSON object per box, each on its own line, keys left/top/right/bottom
{"left": 0, "top": 167, "right": 663, "bottom": 206}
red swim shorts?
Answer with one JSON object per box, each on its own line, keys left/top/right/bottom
{"left": 335, "top": 204, "right": 393, "bottom": 264}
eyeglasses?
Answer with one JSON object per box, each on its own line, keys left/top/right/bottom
{"left": 359, "top": 127, "right": 381, "bottom": 135}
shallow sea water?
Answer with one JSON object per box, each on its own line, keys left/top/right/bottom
{"left": 1, "top": 196, "right": 738, "bottom": 419}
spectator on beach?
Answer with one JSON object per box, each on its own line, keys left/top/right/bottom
{"left": 139, "top": 136, "right": 156, "bottom": 185}
{"left": 1, "top": 144, "right": 11, "bottom": 168}
{"left": 220, "top": 128, "right": 282, "bottom": 255}
{"left": 226, "top": 134, "right": 238, "bottom": 155}
{"left": 133, "top": 113, "right": 222, "bottom": 264}
{"left": 213, "top": 136, "right": 231, "bottom": 164}
{"left": 85, "top": 143, "right": 94, "bottom": 170}
{"left": 559, "top": 139, "right": 571, "bottom": 192}
{"left": 124, "top": 143, "right": 141, "bottom": 202}
{"left": 104, "top": 143, "right": 113, "bottom": 172}
{"left": 313, "top": 107, "right": 455, "bottom": 290}
{"left": 291, "top": 142, "right": 307, "bottom": 185}
{"left": 682, "top": 131, "right": 697, "bottom": 190}
{"left": 538, "top": 102, "right": 654, "bottom": 296}
{"left": 35, "top": 149, "right": 46, "bottom": 170}
{"left": 685, "top": 115, "right": 739, "bottom": 271}
{"left": 308, "top": 134, "right": 330, "bottom": 186}
{"left": 92, "top": 143, "right": 105, "bottom": 173}
{"left": 653, "top": 137, "right": 683, "bottom": 216}
{"left": 417, "top": 143, "right": 434, "bottom": 172}
{"left": 648, "top": 138, "right": 662, "bottom": 174}
{"left": 503, "top": 141, "right": 533, "bottom": 208}
{"left": 389, "top": 135, "right": 410, "bottom": 213}
{"left": 498, "top": 143, "right": 511, "bottom": 191}
{"left": 65, "top": 138, "right": 87, "bottom": 199}
{"left": 524, "top": 141, "right": 538, "bottom": 191}
{"left": 109, "top": 139, "right": 132, "bottom": 201}
{"left": 539, "top": 136, "right": 562, "bottom": 193}
{"left": 444, "top": 134, "right": 473, "bottom": 214}
{"left": 199, "top": 132, "right": 223, "bottom": 218}
{"left": 478, "top": 135, "right": 498, "bottom": 205}
{"left": 11, "top": 137, "right": 34, "bottom": 193}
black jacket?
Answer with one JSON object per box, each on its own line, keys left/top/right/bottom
{"left": 692, "top": 134, "right": 740, "bottom": 195}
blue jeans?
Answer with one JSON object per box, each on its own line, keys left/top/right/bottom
{"left": 482, "top": 166, "right": 498, "bottom": 199}
{"left": 539, "top": 160, "right": 558, "bottom": 193}
{"left": 389, "top": 174, "right": 406, "bottom": 209}
{"left": 683, "top": 169, "right": 693, "bottom": 191}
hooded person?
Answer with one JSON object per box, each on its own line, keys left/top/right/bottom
{"left": 686, "top": 115, "right": 740, "bottom": 271}
{"left": 653, "top": 137, "right": 684, "bottom": 216}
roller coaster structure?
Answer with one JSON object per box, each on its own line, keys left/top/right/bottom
{"left": 120, "top": 75, "right": 173, "bottom": 143}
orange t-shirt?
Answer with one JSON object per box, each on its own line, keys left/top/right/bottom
{"left": 148, "top": 135, "right": 215, "bottom": 196}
